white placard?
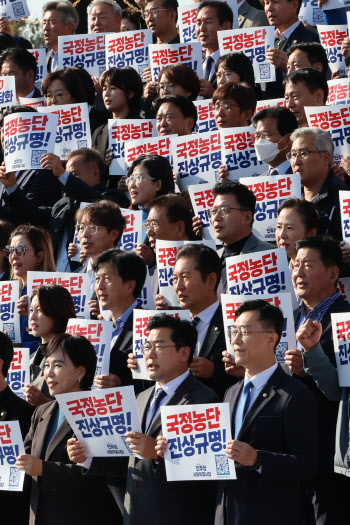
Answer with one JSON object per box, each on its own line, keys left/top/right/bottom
{"left": 125, "top": 134, "right": 176, "bottom": 166}
{"left": 0, "top": 421, "right": 25, "bottom": 491}
{"left": 117, "top": 209, "right": 143, "bottom": 252}
{"left": 149, "top": 42, "right": 203, "bottom": 82}
{"left": 317, "top": 25, "right": 348, "bottom": 75}
{"left": 327, "top": 78, "right": 350, "bottom": 106}
{"left": 28, "top": 49, "right": 48, "bottom": 92}
{"left": 220, "top": 126, "right": 265, "bottom": 179}
{"left": 6, "top": 348, "right": 30, "bottom": 398}
{"left": 58, "top": 33, "right": 107, "bottom": 77}
{"left": 188, "top": 183, "right": 216, "bottom": 242}
{"left": 255, "top": 98, "right": 286, "bottom": 113}
{"left": 162, "top": 402, "right": 236, "bottom": 481}
{"left": 340, "top": 190, "right": 350, "bottom": 245}
{"left": 18, "top": 97, "right": 45, "bottom": 108}
{"left": 56, "top": 386, "right": 141, "bottom": 456}
{"left": 331, "top": 312, "right": 350, "bottom": 386}
{"left": 105, "top": 29, "right": 153, "bottom": 76}
{"left": 0, "top": 0, "right": 29, "bottom": 20}
{"left": 0, "top": 280, "right": 20, "bottom": 344}
{"left": 298, "top": 0, "right": 326, "bottom": 26}
{"left": 194, "top": 99, "right": 217, "bottom": 134}
{"left": 0, "top": 76, "right": 15, "bottom": 109}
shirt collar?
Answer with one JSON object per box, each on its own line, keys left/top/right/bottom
{"left": 275, "top": 20, "right": 300, "bottom": 40}
{"left": 300, "top": 291, "right": 341, "bottom": 319}
{"left": 196, "top": 301, "right": 219, "bottom": 325}
{"left": 117, "top": 299, "right": 138, "bottom": 325}
{"left": 49, "top": 49, "right": 57, "bottom": 58}
{"left": 245, "top": 362, "right": 278, "bottom": 391}
{"left": 25, "top": 89, "right": 36, "bottom": 99}
{"left": 155, "top": 369, "right": 190, "bottom": 396}
{"left": 206, "top": 49, "right": 220, "bottom": 61}
{"left": 273, "top": 159, "right": 291, "bottom": 174}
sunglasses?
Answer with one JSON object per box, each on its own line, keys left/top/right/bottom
{"left": 4, "top": 245, "right": 37, "bottom": 258}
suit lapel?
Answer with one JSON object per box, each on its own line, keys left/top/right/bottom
{"left": 45, "top": 417, "right": 73, "bottom": 460}
{"left": 34, "top": 402, "right": 57, "bottom": 460}
{"left": 140, "top": 386, "right": 156, "bottom": 434}
{"left": 199, "top": 305, "right": 222, "bottom": 359}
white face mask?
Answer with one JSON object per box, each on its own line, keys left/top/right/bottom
{"left": 254, "top": 137, "right": 286, "bottom": 164}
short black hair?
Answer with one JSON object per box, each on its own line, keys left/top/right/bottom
{"left": 0, "top": 47, "right": 37, "bottom": 77}
{"left": 76, "top": 200, "right": 126, "bottom": 246}
{"left": 197, "top": 0, "right": 233, "bottom": 26}
{"left": 128, "top": 154, "right": 175, "bottom": 204}
{"left": 213, "top": 81, "right": 256, "bottom": 116}
{"left": 147, "top": 313, "right": 197, "bottom": 365}
{"left": 67, "top": 147, "right": 104, "bottom": 181}
{"left": 100, "top": 67, "right": 143, "bottom": 114}
{"left": 286, "top": 68, "right": 329, "bottom": 104}
{"left": 42, "top": 68, "right": 91, "bottom": 104}
{"left": 295, "top": 236, "right": 343, "bottom": 271}
{"left": 0, "top": 332, "right": 14, "bottom": 377}
{"left": 46, "top": 334, "right": 97, "bottom": 391}
{"left": 147, "top": 194, "right": 196, "bottom": 240}
{"left": 287, "top": 42, "right": 328, "bottom": 76}
{"left": 252, "top": 107, "right": 298, "bottom": 137}
{"left": 277, "top": 198, "right": 319, "bottom": 233}
{"left": 215, "top": 53, "right": 255, "bottom": 88}
{"left": 175, "top": 244, "right": 222, "bottom": 293}
{"left": 235, "top": 299, "right": 284, "bottom": 350}
{"left": 213, "top": 181, "right": 256, "bottom": 223}
{"left": 92, "top": 248, "right": 147, "bottom": 298}
{"left": 155, "top": 95, "right": 197, "bottom": 131}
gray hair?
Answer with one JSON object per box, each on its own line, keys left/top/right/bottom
{"left": 43, "top": 1, "right": 79, "bottom": 30}
{"left": 88, "top": 0, "right": 122, "bottom": 17}
{"left": 290, "top": 127, "right": 334, "bottom": 167}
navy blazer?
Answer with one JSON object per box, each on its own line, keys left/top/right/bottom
{"left": 215, "top": 366, "right": 318, "bottom": 525}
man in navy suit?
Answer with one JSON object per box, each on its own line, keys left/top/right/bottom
{"left": 215, "top": 299, "right": 318, "bottom": 525}
{"left": 252, "top": 106, "right": 298, "bottom": 176}
{"left": 0, "top": 48, "right": 41, "bottom": 99}
{"left": 264, "top": 0, "right": 319, "bottom": 99}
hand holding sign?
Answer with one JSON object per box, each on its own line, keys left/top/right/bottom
{"left": 296, "top": 319, "right": 323, "bottom": 352}
{"left": 225, "top": 440, "right": 257, "bottom": 467}
{"left": 155, "top": 435, "right": 168, "bottom": 458}
{"left": 16, "top": 454, "right": 43, "bottom": 477}
{"left": 67, "top": 438, "right": 87, "bottom": 464}
{"left": 222, "top": 350, "right": 245, "bottom": 378}
{"left": 125, "top": 431, "right": 158, "bottom": 459}
{"left": 0, "top": 161, "right": 16, "bottom": 188}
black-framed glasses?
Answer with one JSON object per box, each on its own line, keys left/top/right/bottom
{"left": 208, "top": 206, "right": 243, "bottom": 218}
{"left": 227, "top": 327, "right": 274, "bottom": 339}
{"left": 286, "top": 149, "right": 327, "bottom": 161}
{"left": 142, "top": 8, "right": 169, "bottom": 19}
{"left": 213, "top": 102, "right": 240, "bottom": 112}
{"left": 140, "top": 343, "right": 177, "bottom": 355}
{"left": 4, "top": 245, "right": 37, "bottom": 258}
{"left": 159, "top": 83, "right": 176, "bottom": 93}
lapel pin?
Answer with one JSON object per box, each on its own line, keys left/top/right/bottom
{"left": 214, "top": 327, "right": 219, "bottom": 331}
{"left": 263, "top": 393, "right": 267, "bottom": 398}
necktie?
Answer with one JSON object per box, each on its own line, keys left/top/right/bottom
{"left": 241, "top": 380, "right": 253, "bottom": 420}
{"left": 146, "top": 388, "right": 167, "bottom": 432}
{"left": 112, "top": 318, "right": 123, "bottom": 339}
{"left": 269, "top": 168, "right": 279, "bottom": 176}
{"left": 190, "top": 316, "right": 200, "bottom": 327}
{"left": 204, "top": 55, "right": 214, "bottom": 81}
{"left": 275, "top": 35, "right": 286, "bottom": 50}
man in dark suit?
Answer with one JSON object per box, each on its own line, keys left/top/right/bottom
{"left": 215, "top": 299, "right": 318, "bottom": 525}
{"left": 156, "top": 244, "right": 234, "bottom": 398}
{"left": 195, "top": 1, "right": 233, "bottom": 98}
{"left": 0, "top": 48, "right": 41, "bottom": 99}
{"left": 264, "top": 0, "right": 319, "bottom": 99}
{"left": 0, "top": 332, "right": 35, "bottom": 525}
{"left": 252, "top": 106, "right": 298, "bottom": 176}
{"left": 0, "top": 148, "right": 129, "bottom": 271}
{"left": 92, "top": 248, "right": 147, "bottom": 390}
{"left": 124, "top": 313, "right": 219, "bottom": 525}
{"left": 285, "top": 236, "right": 350, "bottom": 524}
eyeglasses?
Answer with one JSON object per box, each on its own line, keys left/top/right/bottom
{"left": 159, "top": 83, "right": 176, "bottom": 93}
{"left": 213, "top": 102, "right": 240, "bottom": 112}
{"left": 227, "top": 327, "right": 274, "bottom": 339}
{"left": 4, "top": 245, "right": 37, "bottom": 258}
{"left": 208, "top": 206, "right": 243, "bottom": 218}
{"left": 125, "top": 175, "right": 155, "bottom": 186}
{"left": 286, "top": 149, "right": 327, "bottom": 161}
{"left": 253, "top": 132, "right": 273, "bottom": 141}
{"left": 44, "top": 92, "right": 70, "bottom": 101}
{"left": 75, "top": 224, "right": 102, "bottom": 235}
{"left": 142, "top": 220, "right": 162, "bottom": 233}
{"left": 142, "top": 8, "right": 169, "bottom": 19}
{"left": 140, "top": 343, "right": 177, "bottom": 355}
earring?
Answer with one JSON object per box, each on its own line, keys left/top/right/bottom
{"left": 78, "top": 378, "right": 81, "bottom": 383}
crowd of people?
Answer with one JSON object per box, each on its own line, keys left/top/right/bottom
{"left": 0, "top": 0, "right": 350, "bottom": 523}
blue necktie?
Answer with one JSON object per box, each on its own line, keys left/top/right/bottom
{"left": 112, "top": 319, "right": 123, "bottom": 339}
{"left": 146, "top": 388, "right": 167, "bottom": 432}
{"left": 204, "top": 55, "right": 214, "bottom": 81}
{"left": 241, "top": 380, "right": 253, "bottom": 420}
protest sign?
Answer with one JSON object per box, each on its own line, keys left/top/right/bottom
{"left": 38, "top": 103, "right": 91, "bottom": 159}
{"left": 156, "top": 240, "right": 216, "bottom": 306}
{"left": 305, "top": 103, "right": 350, "bottom": 163}
{"left": 340, "top": 190, "right": 350, "bottom": 245}
{"left": 0, "top": 421, "right": 25, "bottom": 491}
{"left": 0, "top": 0, "right": 29, "bottom": 20}
{"left": 326, "top": 0, "right": 350, "bottom": 9}
{"left": 117, "top": 209, "right": 143, "bottom": 252}
{"left": 299, "top": 0, "right": 326, "bottom": 26}
{"left": 58, "top": 33, "right": 107, "bottom": 77}
{"left": 220, "top": 126, "right": 265, "bottom": 179}
{"left": 218, "top": 27, "right": 276, "bottom": 83}
{"left": 149, "top": 42, "right": 203, "bottom": 82}
{"left": 331, "top": 312, "right": 350, "bottom": 386}
{"left": 226, "top": 248, "right": 296, "bottom": 304}
{"left": 327, "top": 78, "right": 350, "bottom": 106}
{"left": 27, "top": 271, "right": 92, "bottom": 319}
{"left": 0, "top": 76, "right": 15, "bottom": 109}
{"left": 0, "top": 280, "right": 20, "bottom": 343}
{"left": 171, "top": 131, "right": 220, "bottom": 191}
{"left": 70, "top": 202, "right": 90, "bottom": 264}
{"left": 239, "top": 174, "right": 301, "bottom": 241}
{"left": 188, "top": 183, "right": 216, "bottom": 243}
{"left": 125, "top": 135, "right": 175, "bottom": 166}
{"left": 133, "top": 309, "right": 191, "bottom": 380}
{"left": 221, "top": 293, "right": 296, "bottom": 362}
{"left": 108, "top": 119, "right": 156, "bottom": 175}
{"left": 6, "top": 348, "right": 30, "bottom": 399}
{"left": 317, "top": 25, "right": 348, "bottom": 76}
{"left": 3, "top": 112, "right": 58, "bottom": 172}
{"left": 66, "top": 319, "right": 112, "bottom": 377}
{"left": 19, "top": 97, "right": 45, "bottom": 108}
{"left": 178, "top": 3, "right": 198, "bottom": 43}
{"left": 255, "top": 98, "right": 286, "bottom": 113}
{"left": 162, "top": 403, "right": 235, "bottom": 481}
{"left": 28, "top": 49, "right": 48, "bottom": 92}
{"left": 56, "top": 386, "right": 141, "bottom": 456}
{"left": 338, "top": 277, "right": 350, "bottom": 302}
{"left": 194, "top": 99, "right": 217, "bottom": 134}
{"left": 105, "top": 29, "right": 152, "bottom": 77}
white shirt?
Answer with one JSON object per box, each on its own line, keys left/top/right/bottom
{"left": 234, "top": 362, "right": 278, "bottom": 438}
{"left": 268, "top": 159, "right": 291, "bottom": 175}
{"left": 145, "top": 370, "right": 190, "bottom": 430}
{"left": 194, "top": 301, "right": 220, "bottom": 357}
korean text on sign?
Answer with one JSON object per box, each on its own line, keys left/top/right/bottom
{"left": 149, "top": 42, "right": 203, "bottom": 82}
{"left": 331, "top": 312, "right": 350, "bottom": 386}
{"left": 0, "top": 421, "right": 25, "bottom": 492}
{"left": 220, "top": 126, "right": 264, "bottom": 179}
{"left": 58, "top": 33, "right": 107, "bottom": 77}
{"left": 105, "top": 29, "right": 152, "bottom": 77}
{"left": 0, "top": 280, "right": 20, "bottom": 343}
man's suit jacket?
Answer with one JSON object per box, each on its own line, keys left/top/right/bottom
{"left": 215, "top": 365, "right": 318, "bottom": 525}
{"left": 260, "top": 163, "right": 293, "bottom": 176}
{"left": 264, "top": 22, "right": 320, "bottom": 100}
{"left": 32, "top": 87, "right": 42, "bottom": 98}
{"left": 238, "top": 1, "right": 269, "bottom": 28}
{"left": 124, "top": 373, "right": 219, "bottom": 525}
{"left": 217, "top": 232, "right": 275, "bottom": 261}
{"left": 24, "top": 400, "right": 121, "bottom": 525}
{"left": 198, "top": 304, "right": 236, "bottom": 399}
